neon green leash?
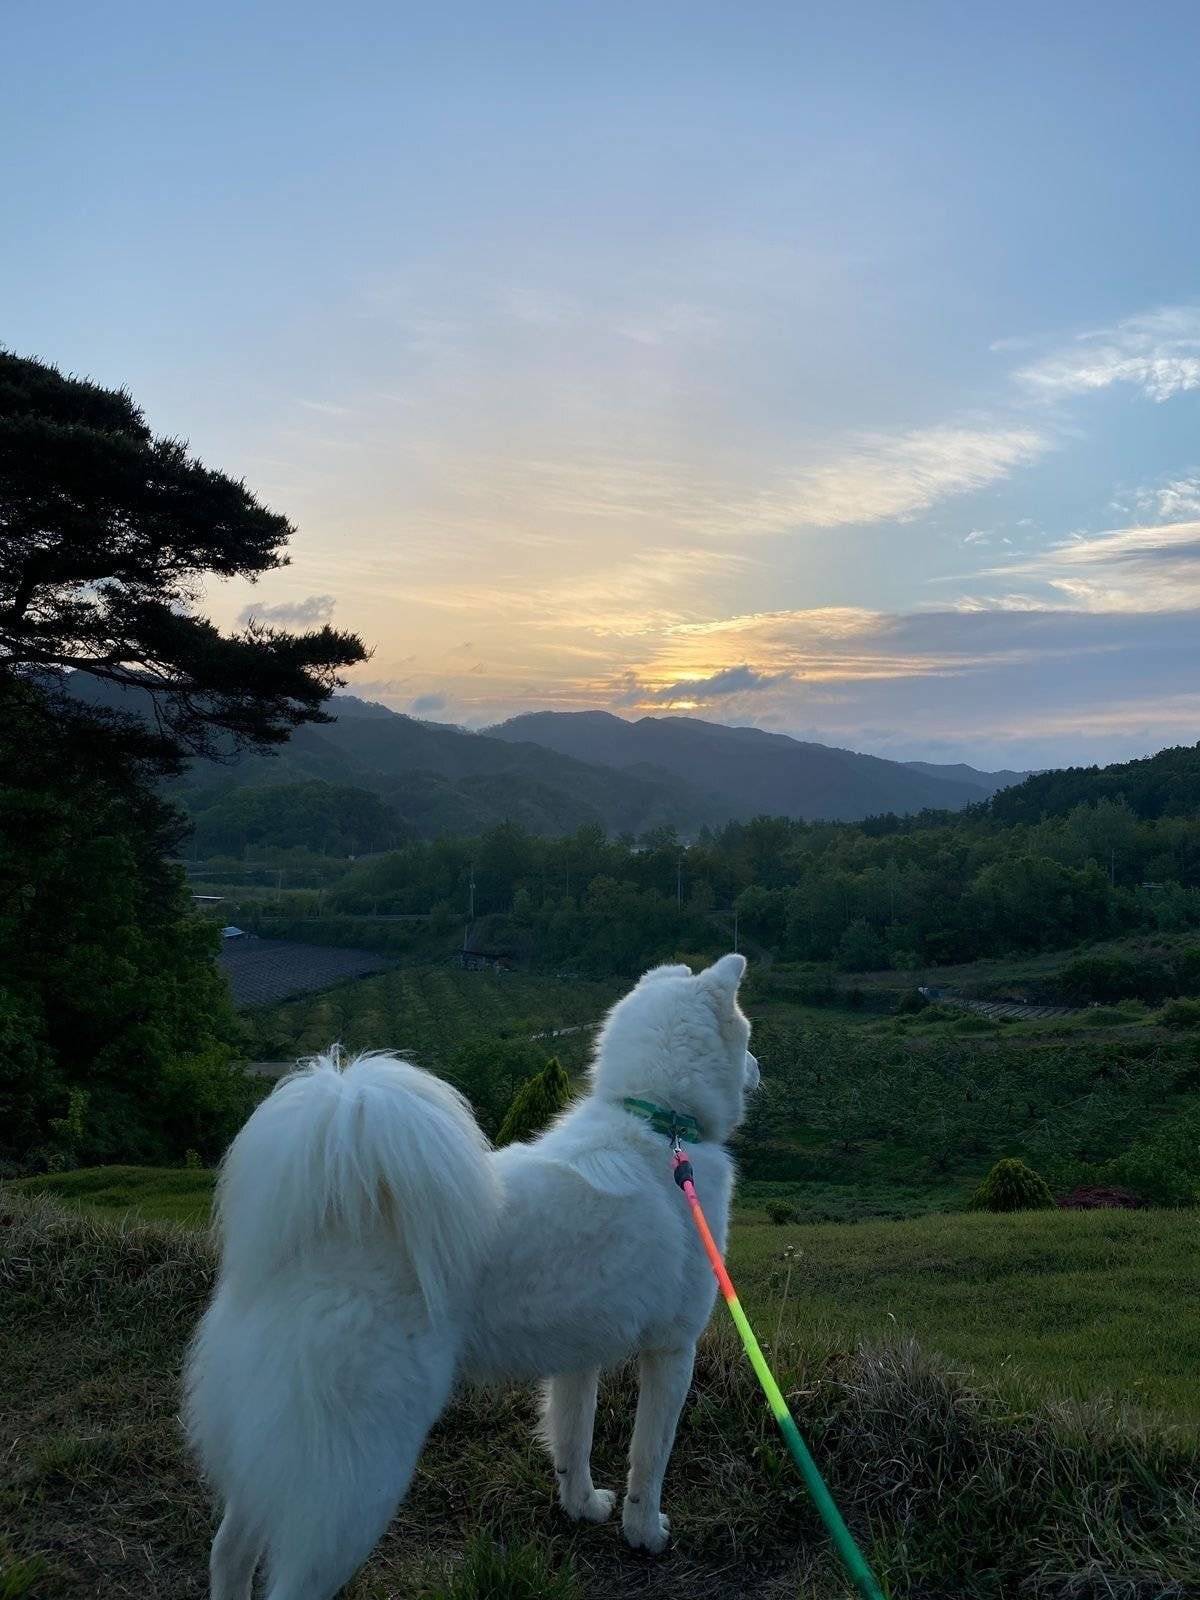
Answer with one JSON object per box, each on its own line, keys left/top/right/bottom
{"left": 668, "top": 1134, "right": 886, "bottom": 1600}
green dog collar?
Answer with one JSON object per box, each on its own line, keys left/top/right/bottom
{"left": 621, "top": 1097, "right": 703, "bottom": 1143}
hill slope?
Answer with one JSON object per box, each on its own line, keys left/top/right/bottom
{"left": 4, "top": 1189, "right": 1197, "bottom": 1600}
{"left": 989, "top": 741, "right": 1200, "bottom": 824}
{"left": 61, "top": 676, "right": 719, "bottom": 840}
{"left": 491, "top": 710, "right": 1023, "bottom": 822}
{"left": 61, "top": 676, "right": 1037, "bottom": 839}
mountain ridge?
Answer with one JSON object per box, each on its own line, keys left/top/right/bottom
{"left": 58, "top": 674, "right": 1034, "bottom": 838}
{"left": 489, "top": 709, "right": 1028, "bottom": 822}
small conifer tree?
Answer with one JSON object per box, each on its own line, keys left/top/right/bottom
{"left": 495, "top": 1057, "right": 572, "bottom": 1147}
{"left": 969, "top": 1157, "right": 1055, "bottom": 1212}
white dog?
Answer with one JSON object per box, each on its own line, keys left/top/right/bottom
{"left": 186, "top": 954, "right": 759, "bottom": 1600}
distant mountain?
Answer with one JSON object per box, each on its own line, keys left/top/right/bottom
{"left": 59, "top": 675, "right": 1035, "bottom": 840}
{"left": 60, "top": 674, "right": 719, "bottom": 840}
{"left": 490, "top": 711, "right": 1028, "bottom": 822}
{"left": 902, "top": 759, "right": 1033, "bottom": 800}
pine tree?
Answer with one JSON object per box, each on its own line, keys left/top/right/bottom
{"left": 1, "top": 349, "right": 365, "bottom": 766}
{"left": 495, "top": 1057, "right": 572, "bottom": 1147}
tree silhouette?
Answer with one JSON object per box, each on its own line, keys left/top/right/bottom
{"left": 495, "top": 1056, "right": 572, "bottom": 1147}
{"left": 0, "top": 349, "right": 366, "bottom": 766}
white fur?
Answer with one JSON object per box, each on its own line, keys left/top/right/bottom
{"left": 185, "top": 954, "right": 758, "bottom": 1599}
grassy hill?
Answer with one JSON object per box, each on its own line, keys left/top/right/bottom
{"left": 2, "top": 1189, "right": 1197, "bottom": 1599}
{"left": 13, "top": 1169, "right": 1199, "bottom": 1422}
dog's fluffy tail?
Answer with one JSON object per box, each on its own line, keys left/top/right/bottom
{"left": 213, "top": 1048, "right": 498, "bottom": 1315}
{"left": 186, "top": 1052, "right": 499, "bottom": 1594}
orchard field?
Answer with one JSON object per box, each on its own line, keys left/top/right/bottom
{"left": 245, "top": 964, "right": 624, "bottom": 1074}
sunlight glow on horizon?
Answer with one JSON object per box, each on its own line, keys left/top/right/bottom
{"left": 4, "top": 0, "right": 1199, "bottom": 768}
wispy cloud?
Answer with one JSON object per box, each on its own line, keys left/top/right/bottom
{"left": 980, "top": 520, "right": 1200, "bottom": 611}
{"left": 239, "top": 593, "right": 336, "bottom": 627}
{"left": 1137, "top": 476, "right": 1200, "bottom": 520}
{"left": 498, "top": 424, "right": 1048, "bottom": 538}
{"left": 1016, "top": 306, "right": 1200, "bottom": 402}
{"left": 298, "top": 399, "right": 353, "bottom": 417}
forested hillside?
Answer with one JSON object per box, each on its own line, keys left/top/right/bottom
{"left": 65, "top": 677, "right": 1037, "bottom": 846}
{"left": 254, "top": 763, "right": 1200, "bottom": 974}
{"left": 988, "top": 743, "right": 1200, "bottom": 824}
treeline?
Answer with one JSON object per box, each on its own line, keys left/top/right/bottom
{"left": 0, "top": 351, "right": 366, "bottom": 1171}
{"left": 304, "top": 792, "right": 1200, "bottom": 974}
{"left": 0, "top": 678, "right": 257, "bottom": 1171}
{"left": 185, "top": 780, "right": 407, "bottom": 858}
{"left": 988, "top": 744, "right": 1200, "bottom": 826}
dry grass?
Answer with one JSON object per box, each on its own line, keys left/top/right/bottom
{"left": 3, "top": 1190, "right": 1198, "bottom": 1599}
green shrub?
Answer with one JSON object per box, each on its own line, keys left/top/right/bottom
{"left": 969, "top": 1158, "right": 1055, "bottom": 1213}
{"left": 444, "top": 1038, "right": 549, "bottom": 1138}
{"left": 1100, "top": 1101, "right": 1200, "bottom": 1206}
{"left": 1158, "top": 997, "right": 1200, "bottom": 1029}
{"left": 895, "top": 987, "right": 929, "bottom": 1016}
{"left": 919, "top": 1004, "right": 956, "bottom": 1025}
{"left": 495, "top": 1057, "right": 572, "bottom": 1147}
{"left": 1082, "top": 1006, "right": 1128, "bottom": 1027}
{"left": 45, "top": 1088, "right": 90, "bottom": 1172}
{"left": 765, "top": 1199, "right": 798, "bottom": 1225}
{"left": 952, "top": 1015, "right": 996, "bottom": 1035}
{"left": 1054, "top": 953, "right": 1174, "bottom": 1006}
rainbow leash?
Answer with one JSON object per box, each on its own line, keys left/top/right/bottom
{"left": 671, "top": 1142, "right": 885, "bottom": 1600}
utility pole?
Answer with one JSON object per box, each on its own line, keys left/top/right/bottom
{"left": 676, "top": 856, "right": 682, "bottom": 908}
{"left": 733, "top": 905, "right": 739, "bottom": 953}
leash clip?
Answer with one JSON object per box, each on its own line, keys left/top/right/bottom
{"left": 670, "top": 1131, "right": 694, "bottom": 1190}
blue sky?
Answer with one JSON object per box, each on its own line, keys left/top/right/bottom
{"left": 4, "top": 1, "right": 1199, "bottom": 767}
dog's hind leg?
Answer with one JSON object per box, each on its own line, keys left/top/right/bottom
{"left": 538, "top": 1369, "right": 615, "bottom": 1523}
{"left": 622, "top": 1343, "right": 696, "bottom": 1554}
{"left": 210, "top": 1502, "right": 262, "bottom": 1600}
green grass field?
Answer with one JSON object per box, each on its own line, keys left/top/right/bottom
{"left": 14, "top": 1165, "right": 1199, "bottom": 1424}
{"left": 731, "top": 1207, "right": 1200, "bottom": 1421}
{"left": 3, "top": 1187, "right": 1198, "bottom": 1599}
{"left": 10, "top": 1165, "right": 217, "bottom": 1226}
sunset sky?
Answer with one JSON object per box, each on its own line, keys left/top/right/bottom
{"left": 5, "top": 1, "right": 1200, "bottom": 768}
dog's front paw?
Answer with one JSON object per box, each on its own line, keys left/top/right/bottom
{"left": 564, "top": 1486, "right": 616, "bottom": 1523}
{"left": 623, "top": 1504, "right": 670, "bottom": 1553}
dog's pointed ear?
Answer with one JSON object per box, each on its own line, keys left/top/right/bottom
{"left": 697, "top": 952, "right": 746, "bottom": 1003}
